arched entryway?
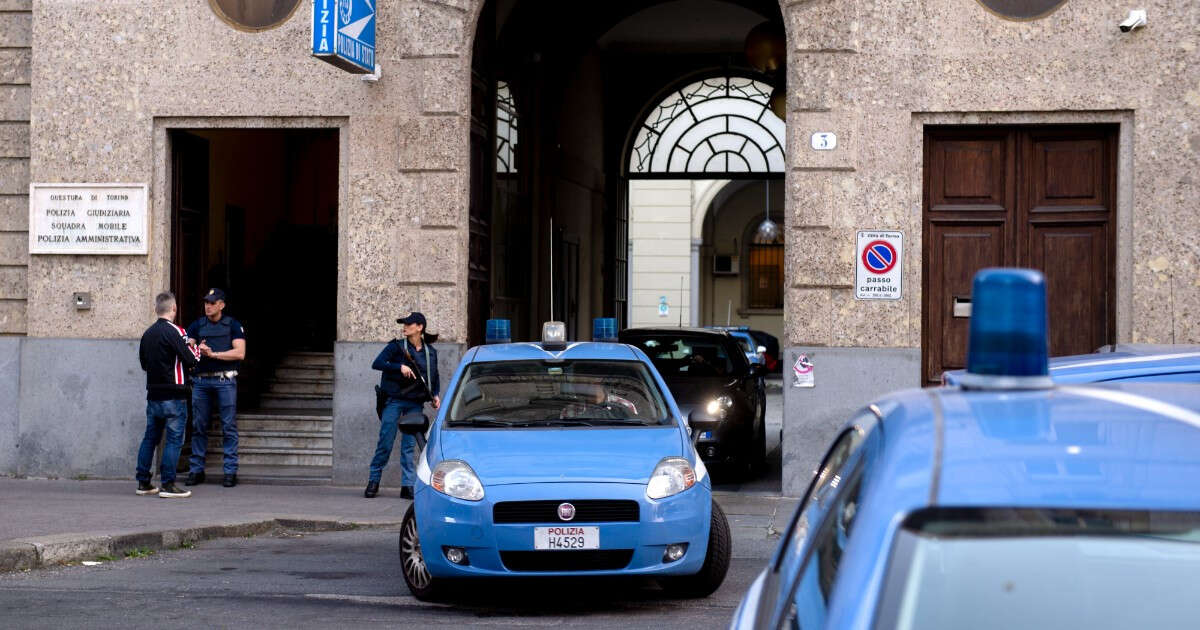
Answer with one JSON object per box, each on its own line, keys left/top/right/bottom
{"left": 465, "top": 0, "right": 788, "bottom": 346}
{"left": 465, "top": 0, "right": 789, "bottom": 489}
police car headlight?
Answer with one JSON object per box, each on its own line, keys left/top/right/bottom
{"left": 646, "top": 457, "right": 696, "bottom": 500}
{"left": 431, "top": 460, "right": 484, "bottom": 501}
{"left": 705, "top": 395, "right": 734, "bottom": 418}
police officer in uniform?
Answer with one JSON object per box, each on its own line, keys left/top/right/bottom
{"left": 185, "top": 288, "right": 247, "bottom": 488}
{"left": 365, "top": 312, "right": 440, "bottom": 499}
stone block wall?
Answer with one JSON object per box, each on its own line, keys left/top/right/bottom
{"left": 0, "top": 0, "right": 29, "bottom": 334}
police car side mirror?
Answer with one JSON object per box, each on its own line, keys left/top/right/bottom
{"left": 748, "top": 363, "right": 767, "bottom": 378}
{"left": 688, "top": 412, "right": 720, "bottom": 447}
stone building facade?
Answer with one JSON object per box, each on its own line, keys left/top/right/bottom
{"left": 0, "top": 0, "right": 1196, "bottom": 494}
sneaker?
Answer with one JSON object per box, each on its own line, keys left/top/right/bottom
{"left": 135, "top": 480, "right": 159, "bottom": 496}
{"left": 364, "top": 481, "right": 379, "bottom": 498}
{"left": 399, "top": 486, "right": 414, "bottom": 500}
{"left": 184, "top": 471, "right": 205, "bottom": 486}
{"left": 159, "top": 483, "right": 192, "bottom": 499}
{"left": 222, "top": 473, "right": 238, "bottom": 488}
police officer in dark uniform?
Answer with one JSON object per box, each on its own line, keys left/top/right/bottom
{"left": 365, "top": 312, "right": 440, "bottom": 499}
{"left": 185, "top": 288, "right": 247, "bottom": 488}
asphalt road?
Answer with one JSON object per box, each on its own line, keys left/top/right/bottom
{"left": 0, "top": 528, "right": 763, "bottom": 629}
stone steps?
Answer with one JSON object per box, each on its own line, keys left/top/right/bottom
{"left": 257, "top": 393, "right": 333, "bottom": 410}
{"left": 196, "top": 351, "right": 336, "bottom": 482}
{"left": 208, "top": 430, "right": 332, "bottom": 451}
{"left": 265, "top": 379, "right": 334, "bottom": 396}
{"left": 275, "top": 366, "right": 333, "bottom": 381}
{"left": 277, "top": 352, "right": 334, "bottom": 369}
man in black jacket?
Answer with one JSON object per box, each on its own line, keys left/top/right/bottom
{"left": 136, "top": 292, "right": 201, "bottom": 498}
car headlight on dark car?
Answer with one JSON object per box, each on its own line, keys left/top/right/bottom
{"left": 705, "top": 395, "right": 734, "bottom": 418}
{"left": 432, "top": 460, "right": 485, "bottom": 501}
{"left": 646, "top": 457, "right": 696, "bottom": 499}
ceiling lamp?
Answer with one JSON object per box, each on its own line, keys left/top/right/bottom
{"left": 744, "top": 21, "right": 787, "bottom": 74}
{"left": 756, "top": 181, "right": 780, "bottom": 242}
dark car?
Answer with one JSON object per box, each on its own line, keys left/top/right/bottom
{"left": 619, "top": 327, "right": 767, "bottom": 474}
{"left": 710, "top": 326, "right": 781, "bottom": 373}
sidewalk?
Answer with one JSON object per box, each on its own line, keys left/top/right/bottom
{"left": 0, "top": 478, "right": 796, "bottom": 573}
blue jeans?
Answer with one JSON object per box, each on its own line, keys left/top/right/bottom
{"left": 190, "top": 376, "right": 238, "bottom": 475}
{"left": 137, "top": 399, "right": 188, "bottom": 484}
{"left": 370, "top": 399, "right": 422, "bottom": 484}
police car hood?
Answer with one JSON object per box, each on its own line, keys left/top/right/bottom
{"left": 438, "top": 427, "right": 686, "bottom": 485}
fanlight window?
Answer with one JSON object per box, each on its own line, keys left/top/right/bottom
{"left": 497, "top": 81, "right": 518, "bottom": 174}
{"left": 630, "top": 76, "right": 785, "bottom": 175}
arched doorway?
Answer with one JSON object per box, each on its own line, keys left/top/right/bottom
{"left": 467, "top": 1, "right": 788, "bottom": 489}
{"left": 466, "top": 0, "right": 787, "bottom": 345}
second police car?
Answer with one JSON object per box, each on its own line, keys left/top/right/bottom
{"left": 731, "top": 268, "right": 1200, "bottom": 629}
{"left": 400, "top": 320, "right": 731, "bottom": 600}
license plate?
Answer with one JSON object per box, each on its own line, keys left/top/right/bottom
{"left": 534, "top": 526, "right": 599, "bottom": 550}
{"left": 700, "top": 431, "right": 713, "bottom": 439}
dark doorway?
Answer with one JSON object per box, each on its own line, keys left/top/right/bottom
{"left": 169, "top": 128, "right": 339, "bottom": 405}
{"left": 922, "top": 125, "right": 1118, "bottom": 383}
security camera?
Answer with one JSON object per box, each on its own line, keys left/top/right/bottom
{"left": 1119, "top": 9, "right": 1147, "bottom": 33}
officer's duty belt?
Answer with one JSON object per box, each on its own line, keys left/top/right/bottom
{"left": 195, "top": 371, "right": 238, "bottom": 379}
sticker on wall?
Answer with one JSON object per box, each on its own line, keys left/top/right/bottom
{"left": 975, "top": 0, "right": 1068, "bottom": 21}
{"left": 792, "top": 354, "right": 814, "bottom": 388}
{"left": 658, "top": 296, "right": 669, "bottom": 317}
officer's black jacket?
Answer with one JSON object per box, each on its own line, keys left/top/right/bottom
{"left": 139, "top": 318, "right": 201, "bottom": 401}
{"left": 372, "top": 338, "right": 440, "bottom": 402}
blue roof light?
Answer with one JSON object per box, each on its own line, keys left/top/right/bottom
{"left": 485, "top": 319, "right": 511, "bottom": 344}
{"left": 592, "top": 317, "right": 618, "bottom": 342}
{"left": 960, "top": 268, "right": 1054, "bottom": 390}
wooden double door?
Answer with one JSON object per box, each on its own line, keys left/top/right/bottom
{"left": 922, "top": 125, "right": 1117, "bottom": 384}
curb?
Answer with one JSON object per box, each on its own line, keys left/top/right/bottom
{"left": 0, "top": 515, "right": 404, "bottom": 574}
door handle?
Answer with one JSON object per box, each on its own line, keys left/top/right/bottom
{"left": 952, "top": 296, "right": 972, "bottom": 318}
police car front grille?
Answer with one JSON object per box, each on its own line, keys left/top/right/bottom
{"left": 493, "top": 500, "right": 640, "bottom": 524}
{"left": 500, "top": 550, "right": 634, "bottom": 572}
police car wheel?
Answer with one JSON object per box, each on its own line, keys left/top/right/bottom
{"left": 659, "top": 500, "right": 731, "bottom": 598}
{"left": 399, "top": 504, "right": 446, "bottom": 601}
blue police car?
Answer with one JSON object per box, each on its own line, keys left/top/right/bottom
{"left": 399, "top": 321, "right": 732, "bottom": 601}
{"left": 942, "top": 344, "right": 1200, "bottom": 385}
{"left": 731, "top": 269, "right": 1200, "bottom": 629}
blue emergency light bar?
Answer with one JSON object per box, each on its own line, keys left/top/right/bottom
{"left": 485, "top": 319, "right": 511, "bottom": 344}
{"left": 593, "top": 317, "right": 618, "bottom": 342}
{"left": 959, "top": 268, "right": 1054, "bottom": 390}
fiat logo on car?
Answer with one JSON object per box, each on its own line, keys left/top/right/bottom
{"left": 557, "top": 502, "right": 576, "bottom": 521}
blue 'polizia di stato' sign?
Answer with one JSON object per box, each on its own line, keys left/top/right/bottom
{"left": 312, "top": 0, "right": 375, "bottom": 74}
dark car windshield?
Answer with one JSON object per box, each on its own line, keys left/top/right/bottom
{"left": 624, "top": 335, "right": 737, "bottom": 378}
{"left": 446, "top": 360, "right": 671, "bottom": 427}
{"left": 874, "top": 508, "right": 1200, "bottom": 630}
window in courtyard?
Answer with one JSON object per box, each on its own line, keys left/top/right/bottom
{"left": 748, "top": 224, "right": 784, "bottom": 309}
{"left": 209, "top": 0, "right": 302, "bottom": 31}
{"left": 629, "top": 76, "right": 785, "bottom": 175}
{"left": 497, "top": 81, "right": 518, "bottom": 174}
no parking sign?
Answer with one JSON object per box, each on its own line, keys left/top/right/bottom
{"left": 855, "top": 230, "right": 903, "bottom": 300}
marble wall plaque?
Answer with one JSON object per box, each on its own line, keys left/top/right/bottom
{"left": 29, "top": 183, "right": 148, "bottom": 255}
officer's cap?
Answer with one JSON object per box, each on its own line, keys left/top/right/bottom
{"left": 397, "top": 312, "right": 426, "bottom": 327}
{"left": 202, "top": 288, "right": 226, "bottom": 303}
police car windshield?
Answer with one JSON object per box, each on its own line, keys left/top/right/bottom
{"left": 446, "top": 360, "right": 671, "bottom": 427}
{"left": 874, "top": 508, "right": 1200, "bottom": 630}
{"left": 626, "top": 335, "right": 735, "bottom": 378}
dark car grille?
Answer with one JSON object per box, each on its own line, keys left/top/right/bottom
{"left": 500, "top": 550, "right": 634, "bottom": 572}
{"left": 493, "top": 500, "right": 640, "bottom": 524}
